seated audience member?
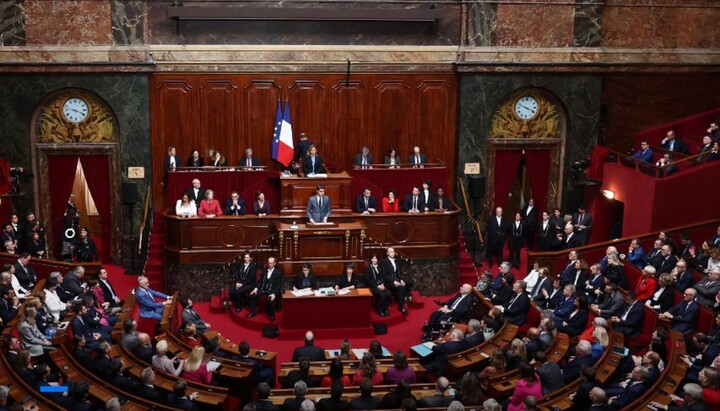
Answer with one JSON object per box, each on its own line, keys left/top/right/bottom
{"left": 531, "top": 268, "right": 555, "bottom": 307}
{"left": 631, "top": 141, "right": 654, "bottom": 163}
{"left": 433, "top": 187, "right": 451, "bottom": 211}
{"left": 321, "top": 358, "right": 351, "bottom": 387}
{"left": 97, "top": 267, "right": 123, "bottom": 309}
{"left": 224, "top": 191, "right": 246, "bottom": 216}
{"left": 353, "top": 352, "right": 384, "bottom": 385}
{"left": 524, "top": 327, "right": 546, "bottom": 359}
{"left": 673, "top": 259, "right": 696, "bottom": 291}
{"left": 558, "top": 295, "right": 589, "bottom": 337}
{"left": 186, "top": 149, "right": 204, "bottom": 168}
{"left": 350, "top": 377, "right": 383, "bottom": 410}
{"left": 253, "top": 191, "right": 270, "bottom": 216}
{"left": 423, "top": 328, "right": 465, "bottom": 378}
{"left": 590, "top": 327, "right": 610, "bottom": 361}
{"left": 239, "top": 148, "right": 261, "bottom": 169}
{"left": 418, "top": 376, "right": 454, "bottom": 408}
{"left": 402, "top": 185, "right": 424, "bottom": 213}
{"left": 136, "top": 275, "right": 171, "bottom": 321}
{"left": 591, "top": 283, "right": 626, "bottom": 319}
{"left": 108, "top": 357, "right": 141, "bottom": 392}
{"left": 477, "top": 349, "right": 507, "bottom": 388}
{"left": 318, "top": 380, "right": 351, "bottom": 411}
{"left": 553, "top": 284, "right": 576, "bottom": 324}
{"left": 384, "top": 147, "right": 401, "bottom": 168}
{"left": 369, "top": 339, "right": 387, "bottom": 359}
{"left": 659, "top": 288, "right": 699, "bottom": 336}
{"left": 524, "top": 261, "right": 542, "bottom": 294}
{"left": 695, "top": 267, "right": 720, "bottom": 306}
{"left": 182, "top": 346, "right": 213, "bottom": 385}
{"left": 285, "top": 357, "right": 320, "bottom": 389}
{"left": 381, "top": 380, "right": 417, "bottom": 410}
{"left": 353, "top": 146, "right": 373, "bottom": 169}
{"left": 365, "top": 254, "right": 392, "bottom": 317}
{"left": 65, "top": 380, "right": 95, "bottom": 411}
{"left": 420, "top": 180, "right": 435, "bottom": 212}
{"left": 558, "top": 250, "right": 580, "bottom": 284}
{"left": 43, "top": 277, "right": 68, "bottom": 321}
{"left": 337, "top": 340, "right": 353, "bottom": 360}
{"left": 562, "top": 340, "right": 594, "bottom": 383}
{"left": 153, "top": 339, "right": 184, "bottom": 376}
{"left": 167, "top": 380, "right": 200, "bottom": 411}
{"left": 381, "top": 190, "right": 399, "bottom": 213}
{"left": 679, "top": 232, "right": 698, "bottom": 261}
{"left": 120, "top": 319, "right": 139, "bottom": 350}
{"left": 535, "top": 351, "right": 564, "bottom": 395}
{"left": 385, "top": 351, "right": 416, "bottom": 384}
{"left": 26, "top": 231, "right": 45, "bottom": 259}
{"left": 17, "top": 306, "right": 53, "bottom": 357}
{"left": 423, "top": 284, "right": 474, "bottom": 340}
{"left": 210, "top": 150, "right": 227, "bottom": 166}
{"left": 335, "top": 263, "right": 362, "bottom": 292}
{"left": 584, "top": 263, "right": 605, "bottom": 303}
{"left": 237, "top": 341, "right": 274, "bottom": 385}
{"left": 197, "top": 189, "right": 222, "bottom": 218}
{"left": 71, "top": 303, "right": 109, "bottom": 348}
{"left": 408, "top": 145, "right": 428, "bottom": 168}
{"left": 293, "top": 263, "right": 317, "bottom": 292}
{"left": 709, "top": 141, "right": 720, "bottom": 162}
{"left": 71, "top": 334, "right": 96, "bottom": 374}
{"left": 569, "top": 366, "right": 599, "bottom": 409}
{"left": 508, "top": 362, "right": 543, "bottom": 411}
{"left": 489, "top": 272, "right": 514, "bottom": 306}
{"left": 698, "top": 367, "right": 720, "bottom": 410}
{"left": 607, "top": 366, "right": 650, "bottom": 409}
{"left": 181, "top": 323, "right": 202, "bottom": 348}
{"left": 283, "top": 380, "right": 309, "bottom": 411}
{"left": 248, "top": 256, "right": 282, "bottom": 321}
{"left": 292, "top": 330, "right": 325, "bottom": 362}
{"left": 657, "top": 153, "right": 679, "bottom": 177}
{"left": 609, "top": 291, "right": 644, "bottom": 337}
{"left": 683, "top": 334, "right": 720, "bottom": 384}
{"left": 456, "top": 372, "right": 484, "bottom": 407}
{"left": 647, "top": 272, "right": 675, "bottom": 313}
{"left": 133, "top": 332, "right": 155, "bottom": 363}
{"left": 625, "top": 238, "right": 646, "bottom": 269}
{"left": 0, "top": 285, "right": 19, "bottom": 326}
{"left": 302, "top": 144, "right": 325, "bottom": 175}
{"left": 650, "top": 383, "right": 709, "bottom": 411}
{"left": 661, "top": 130, "right": 690, "bottom": 154}
{"left": 463, "top": 319, "right": 486, "bottom": 349}
{"left": 500, "top": 280, "right": 530, "bottom": 326}
{"left": 506, "top": 338, "right": 528, "bottom": 372}
{"left": 181, "top": 298, "right": 210, "bottom": 334}
{"left": 137, "top": 367, "right": 164, "bottom": 404}
{"left": 355, "top": 188, "right": 378, "bottom": 214}
{"left": 657, "top": 243, "right": 679, "bottom": 276}
{"left": 14, "top": 253, "right": 37, "bottom": 291}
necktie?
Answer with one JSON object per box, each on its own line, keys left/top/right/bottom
{"left": 413, "top": 196, "right": 417, "bottom": 210}
{"left": 103, "top": 280, "right": 116, "bottom": 299}
{"left": 312, "top": 158, "right": 316, "bottom": 173}
{"left": 362, "top": 157, "right": 366, "bottom": 167}
{"left": 146, "top": 289, "right": 153, "bottom": 300}
{"left": 507, "top": 294, "right": 518, "bottom": 308}
{"left": 415, "top": 155, "right": 420, "bottom": 164}
{"left": 451, "top": 295, "right": 465, "bottom": 310}
{"left": 318, "top": 196, "right": 322, "bottom": 209}
{"left": 621, "top": 303, "right": 633, "bottom": 321}
{"left": 532, "top": 278, "right": 544, "bottom": 298}
{"left": 364, "top": 198, "right": 368, "bottom": 208}
{"left": 247, "top": 158, "right": 251, "bottom": 167}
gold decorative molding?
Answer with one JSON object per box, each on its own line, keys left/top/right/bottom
{"left": 36, "top": 89, "right": 118, "bottom": 144}
{"left": 490, "top": 89, "right": 562, "bottom": 140}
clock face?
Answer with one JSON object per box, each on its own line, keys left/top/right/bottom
{"left": 62, "top": 97, "right": 89, "bottom": 123}
{"left": 514, "top": 96, "right": 539, "bottom": 120}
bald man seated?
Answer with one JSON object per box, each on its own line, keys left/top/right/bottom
{"left": 422, "top": 284, "right": 475, "bottom": 341}
{"left": 292, "top": 331, "right": 325, "bottom": 362}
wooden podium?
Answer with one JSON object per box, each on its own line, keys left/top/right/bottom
{"left": 279, "top": 172, "right": 353, "bottom": 215}
{"left": 275, "top": 221, "right": 366, "bottom": 276}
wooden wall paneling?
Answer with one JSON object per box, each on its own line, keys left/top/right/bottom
{"left": 243, "top": 79, "right": 282, "bottom": 168}
{"left": 331, "top": 80, "right": 368, "bottom": 172}
{"left": 416, "top": 78, "right": 456, "bottom": 190}
{"left": 197, "top": 77, "right": 239, "bottom": 163}
{"left": 372, "top": 78, "right": 414, "bottom": 164}
{"left": 287, "top": 79, "right": 327, "bottom": 153}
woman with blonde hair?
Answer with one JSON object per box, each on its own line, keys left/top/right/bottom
{"left": 182, "top": 346, "right": 213, "bottom": 384}
{"left": 591, "top": 327, "right": 609, "bottom": 361}
{"left": 338, "top": 339, "right": 352, "bottom": 360}
{"left": 181, "top": 323, "right": 201, "bottom": 348}
{"left": 506, "top": 338, "right": 527, "bottom": 371}
{"left": 352, "top": 352, "right": 383, "bottom": 385}
{"left": 699, "top": 367, "right": 720, "bottom": 410}
{"left": 606, "top": 252, "right": 628, "bottom": 289}
{"left": 18, "top": 306, "right": 53, "bottom": 357}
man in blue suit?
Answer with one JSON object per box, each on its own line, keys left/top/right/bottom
{"left": 607, "top": 366, "right": 650, "bottom": 409}
{"left": 135, "top": 275, "right": 171, "bottom": 320}
{"left": 659, "top": 288, "right": 699, "bottom": 336}
{"left": 306, "top": 185, "right": 331, "bottom": 224}
{"left": 631, "top": 141, "right": 654, "bottom": 163}
{"left": 224, "top": 191, "right": 247, "bottom": 216}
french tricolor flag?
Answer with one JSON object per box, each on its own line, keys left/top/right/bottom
{"left": 272, "top": 99, "right": 294, "bottom": 167}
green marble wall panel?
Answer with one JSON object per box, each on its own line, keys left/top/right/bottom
{"left": 112, "top": 0, "right": 145, "bottom": 45}
{"left": 0, "top": 0, "right": 25, "bottom": 46}
{"left": 573, "top": 0, "right": 604, "bottom": 47}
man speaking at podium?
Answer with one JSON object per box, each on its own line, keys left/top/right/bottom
{"left": 307, "top": 185, "right": 332, "bottom": 224}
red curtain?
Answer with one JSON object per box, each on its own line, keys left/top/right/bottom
{"left": 47, "top": 156, "right": 80, "bottom": 259}
{"left": 524, "top": 150, "right": 552, "bottom": 212}
{"left": 493, "top": 150, "right": 523, "bottom": 208}
{"left": 586, "top": 146, "right": 612, "bottom": 181}
{"left": 79, "top": 156, "right": 112, "bottom": 262}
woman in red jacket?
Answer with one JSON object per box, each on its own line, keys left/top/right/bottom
{"left": 198, "top": 189, "right": 223, "bottom": 218}
{"left": 635, "top": 265, "right": 658, "bottom": 302}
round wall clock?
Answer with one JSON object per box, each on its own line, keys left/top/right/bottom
{"left": 514, "top": 96, "right": 539, "bottom": 120}
{"left": 62, "top": 97, "right": 90, "bottom": 123}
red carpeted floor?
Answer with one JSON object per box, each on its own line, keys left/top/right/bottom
{"left": 101, "top": 233, "right": 530, "bottom": 385}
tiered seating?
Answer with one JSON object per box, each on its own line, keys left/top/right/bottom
{"left": 268, "top": 382, "right": 439, "bottom": 405}
{"left": 277, "top": 358, "right": 427, "bottom": 387}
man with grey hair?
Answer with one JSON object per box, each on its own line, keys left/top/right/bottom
{"left": 660, "top": 287, "right": 699, "bottom": 336}
{"left": 447, "top": 401, "right": 465, "bottom": 411}
{"left": 650, "top": 383, "right": 706, "bottom": 410}
{"left": 136, "top": 275, "right": 171, "bottom": 320}
{"left": 461, "top": 319, "right": 485, "bottom": 349}
{"left": 608, "top": 366, "right": 649, "bottom": 409}
{"left": 425, "top": 328, "right": 465, "bottom": 377}
{"left": 137, "top": 367, "right": 163, "bottom": 404}
{"left": 423, "top": 284, "right": 475, "bottom": 341}
{"left": 588, "top": 387, "right": 608, "bottom": 410}
{"left": 0, "top": 385, "right": 8, "bottom": 408}
{"left": 562, "top": 340, "right": 594, "bottom": 383}
{"left": 694, "top": 267, "right": 720, "bottom": 306}
{"left": 282, "top": 380, "right": 308, "bottom": 411}
{"left": 501, "top": 280, "right": 530, "bottom": 326}
{"left": 418, "top": 376, "right": 454, "bottom": 408}
{"left": 353, "top": 146, "right": 373, "bottom": 169}
{"left": 62, "top": 265, "right": 86, "bottom": 296}
{"left": 300, "top": 399, "right": 316, "bottom": 411}
{"left": 578, "top": 316, "right": 607, "bottom": 343}
{"left": 105, "top": 397, "right": 121, "bottom": 411}
{"left": 482, "top": 398, "right": 501, "bottom": 411}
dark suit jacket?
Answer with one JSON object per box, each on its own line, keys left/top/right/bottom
{"left": 613, "top": 302, "right": 645, "bottom": 337}
{"left": 486, "top": 215, "right": 510, "bottom": 243}
{"left": 538, "top": 362, "right": 564, "bottom": 395}
{"left": 565, "top": 269, "right": 589, "bottom": 288}
{"left": 521, "top": 205, "right": 539, "bottom": 231}
{"left": 109, "top": 373, "right": 141, "bottom": 393}
{"left": 402, "top": 194, "right": 426, "bottom": 212}
{"left": 137, "top": 384, "right": 164, "bottom": 404}
{"left": 98, "top": 279, "right": 120, "bottom": 305}
{"left": 407, "top": 153, "right": 428, "bottom": 165}
{"left": 233, "top": 262, "right": 258, "bottom": 286}
{"left": 562, "top": 354, "right": 594, "bottom": 383}
{"left": 563, "top": 232, "right": 583, "bottom": 249}
{"left": 306, "top": 195, "right": 332, "bottom": 222}
{"left": 425, "top": 340, "right": 464, "bottom": 377}
{"left": 317, "top": 398, "right": 351, "bottom": 411}
{"left": 444, "top": 293, "right": 475, "bottom": 322}
{"left": 675, "top": 270, "right": 696, "bottom": 292}
{"left": 461, "top": 332, "right": 485, "bottom": 350}
{"left": 658, "top": 255, "right": 679, "bottom": 276}
{"left": 572, "top": 212, "right": 593, "bottom": 236}
{"left": 598, "top": 291, "right": 625, "bottom": 318}
{"left": 609, "top": 381, "right": 646, "bottom": 409}
{"left": 355, "top": 195, "right": 379, "bottom": 213}
{"left": 292, "top": 274, "right": 317, "bottom": 290}
{"left": 353, "top": 154, "right": 374, "bottom": 167}
{"left": 133, "top": 344, "right": 155, "bottom": 364}
{"left": 295, "top": 140, "right": 313, "bottom": 163}
{"left": 648, "top": 286, "right": 675, "bottom": 312}
{"left": 351, "top": 394, "right": 383, "bottom": 410}
{"left": 165, "top": 155, "right": 181, "bottom": 171}
{"left": 257, "top": 268, "right": 282, "bottom": 296}
{"left": 62, "top": 271, "right": 84, "bottom": 296}
{"left": 693, "top": 279, "right": 720, "bottom": 306}
{"left": 537, "top": 221, "right": 557, "bottom": 251}
{"left": 292, "top": 343, "right": 325, "bottom": 362}
{"left": 419, "top": 393, "right": 454, "bottom": 408}
{"left": 662, "top": 138, "right": 689, "bottom": 154}
{"left": 70, "top": 316, "right": 95, "bottom": 342}
{"left": 302, "top": 155, "right": 325, "bottom": 175}
{"left": 559, "top": 309, "right": 589, "bottom": 337}
{"left": 491, "top": 284, "right": 513, "bottom": 306}
{"left": 668, "top": 299, "right": 699, "bottom": 335}
{"left": 238, "top": 157, "right": 261, "bottom": 168}
{"left": 224, "top": 199, "right": 247, "bottom": 216}
{"left": 282, "top": 396, "right": 306, "bottom": 411}
{"left": 0, "top": 299, "right": 18, "bottom": 325}
{"left": 364, "top": 264, "right": 386, "bottom": 289}
{"left": 383, "top": 156, "right": 401, "bottom": 167}
{"left": 13, "top": 262, "right": 37, "bottom": 290}
{"left": 185, "top": 187, "right": 207, "bottom": 205}
{"left": 168, "top": 394, "right": 200, "bottom": 411}
{"left": 503, "top": 292, "right": 530, "bottom": 326}
{"left": 530, "top": 277, "right": 553, "bottom": 301}
{"left": 380, "top": 257, "right": 404, "bottom": 283}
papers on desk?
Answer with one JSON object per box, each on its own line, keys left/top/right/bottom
{"left": 315, "top": 288, "right": 336, "bottom": 297}
{"left": 291, "top": 289, "right": 314, "bottom": 297}
{"left": 352, "top": 346, "right": 391, "bottom": 359}
{"left": 337, "top": 288, "right": 351, "bottom": 295}
{"left": 206, "top": 360, "right": 222, "bottom": 372}
{"left": 326, "top": 349, "right": 342, "bottom": 358}
{"left": 307, "top": 173, "right": 328, "bottom": 178}
{"left": 411, "top": 342, "right": 436, "bottom": 357}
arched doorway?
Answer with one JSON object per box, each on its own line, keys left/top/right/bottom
{"left": 30, "top": 88, "right": 122, "bottom": 262}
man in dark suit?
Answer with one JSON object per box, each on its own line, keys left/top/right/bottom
{"left": 530, "top": 267, "right": 553, "bottom": 305}
{"left": 248, "top": 256, "right": 282, "bottom": 321}
{"left": 508, "top": 213, "right": 524, "bottom": 269}
{"left": 291, "top": 331, "right": 325, "bottom": 362}
{"left": 418, "top": 377, "right": 455, "bottom": 408}
{"left": 165, "top": 146, "right": 181, "bottom": 173}
{"left": 661, "top": 130, "right": 690, "bottom": 154}
{"left": 524, "top": 327, "right": 546, "bottom": 359}
{"left": 408, "top": 145, "right": 428, "bottom": 168}
{"left": 562, "top": 340, "right": 594, "bottom": 383}
{"left": 659, "top": 288, "right": 699, "bottom": 336}
{"left": 423, "top": 328, "right": 465, "bottom": 377}
{"left": 697, "top": 135, "right": 714, "bottom": 163}
{"left": 0, "top": 286, "right": 19, "bottom": 325}
{"left": 650, "top": 383, "right": 710, "bottom": 411}
{"left": 13, "top": 253, "right": 37, "bottom": 290}
{"left": 381, "top": 247, "right": 414, "bottom": 314}
{"left": 485, "top": 207, "right": 509, "bottom": 268}
{"left": 558, "top": 250, "right": 580, "bottom": 285}
{"left": 63, "top": 265, "right": 86, "bottom": 297}
{"left": 537, "top": 211, "right": 558, "bottom": 251}
{"left": 97, "top": 268, "right": 122, "bottom": 309}
{"left": 185, "top": 178, "right": 206, "bottom": 206}
{"left": 282, "top": 380, "right": 308, "bottom": 411}
{"left": 137, "top": 367, "right": 164, "bottom": 404}
{"left": 364, "top": 254, "right": 392, "bottom": 317}
{"left": 224, "top": 191, "right": 247, "bottom": 216}
{"left": 108, "top": 358, "right": 141, "bottom": 392}
{"left": 710, "top": 225, "right": 720, "bottom": 248}
{"left": 181, "top": 299, "right": 210, "bottom": 333}
{"left": 353, "top": 146, "right": 374, "bottom": 169}
{"left": 461, "top": 319, "right": 486, "bottom": 350}
{"left": 350, "top": 377, "right": 383, "bottom": 410}
{"left": 301, "top": 145, "right": 325, "bottom": 175}
{"left": 644, "top": 239, "right": 665, "bottom": 270}
{"left": 420, "top": 180, "right": 436, "bottom": 212}
{"left": 501, "top": 280, "right": 530, "bottom": 326}
{"left": 423, "top": 284, "right": 474, "bottom": 340}
{"left": 167, "top": 381, "right": 200, "bottom": 411}
{"left": 562, "top": 224, "right": 583, "bottom": 249}
{"left": 591, "top": 283, "right": 626, "bottom": 319}
{"left": 522, "top": 199, "right": 539, "bottom": 250}
{"left": 572, "top": 206, "right": 593, "bottom": 245}
{"left": 70, "top": 303, "right": 108, "bottom": 349}
{"left": 658, "top": 244, "right": 679, "bottom": 276}
{"left": 231, "top": 252, "right": 258, "bottom": 312}
{"left": 294, "top": 133, "right": 313, "bottom": 165}
{"left": 610, "top": 291, "right": 644, "bottom": 337}
{"left": 607, "top": 366, "right": 650, "bottom": 409}
{"left": 249, "top": 382, "right": 281, "bottom": 411}
{"left": 355, "top": 188, "right": 378, "bottom": 214}
{"left": 536, "top": 351, "right": 564, "bottom": 395}
{"left": 133, "top": 333, "right": 155, "bottom": 364}
{"left": 306, "top": 185, "right": 331, "bottom": 224}
{"left": 402, "top": 185, "right": 425, "bottom": 213}
{"left": 239, "top": 147, "right": 262, "bottom": 170}
{"left": 693, "top": 268, "right": 720, "bottom": 306}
